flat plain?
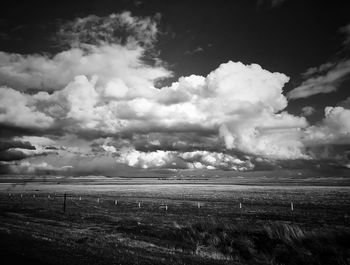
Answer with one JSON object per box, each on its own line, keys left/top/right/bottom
{"left": 0, "top": 173, "right": 350, "bottom": 265}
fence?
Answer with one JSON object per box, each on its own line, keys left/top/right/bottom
{"left": 4, "top": 192, "right": 297, "bottom": 214}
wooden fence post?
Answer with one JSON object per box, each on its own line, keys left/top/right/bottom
{"left": 63, "top": 193, "right": 67, "bottom": 213}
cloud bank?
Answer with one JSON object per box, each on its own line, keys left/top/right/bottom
{"left": 0, "top": 12, "right": 349, "bottom": 174}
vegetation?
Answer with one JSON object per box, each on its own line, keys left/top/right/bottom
{"left": 0, "top": 182, "right": 349, "bottom": 265}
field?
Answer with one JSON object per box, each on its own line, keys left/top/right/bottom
{"left": 0, "top": 174, "right": 350, "bottom": 265}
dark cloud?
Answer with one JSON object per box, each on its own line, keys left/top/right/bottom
{"left": 0, "top": 150, "right": 28, "bottom": 161}
{"left": 0, "top": 139, "right": 35, "bottom": 151}
{"left": 44, "top": 146, "right": 59, "bottom": 150}
{"left": 0, "top": 139, "right": 36, "bottom": 162}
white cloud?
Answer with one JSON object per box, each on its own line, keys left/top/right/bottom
{"left": 116, "top": 148, "right": 176, "bottom": 169}
{"left": 115, "top": 148, "right": 254, "bottom": 170}
{"left": 0, "top": 11, "right": 170, "bottom": 92}
{"left": 4, "top": 12, "right": 348, "bottom": 171}
{"left": 0, "top": 44, "right": 171, "bottom": 92}
{"left": 1, "top": 60, "right": 310, "bottom": 160}
{"left": 0, "top": 86, "right": 53, "bottom": 128}
{"left": 304, "top": 106, "right": 350, "bottom": 145}
{"left": 101, "top": 145, "right": 117, "bottom": 153}
{"left": 287, "top": 60, "right": 350, "bottom": 99}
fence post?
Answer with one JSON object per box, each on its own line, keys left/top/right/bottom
{"left": 63, "top": 193, "right": 67, "bottom": 213}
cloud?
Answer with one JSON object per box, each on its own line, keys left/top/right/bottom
{"left": 2, "top": 11, "right": 349, "bottom": 173}
{"left": 0, "top": 139, "right": 35, "bottom": 162}
{"left": 287, "top": 60, "right": 350, "bottom": 99}
{"left": 337, "top": 97, "right": 350, "bottom": 109}
{"left": 0, "top": 86, "right": 53, "bottom": 128}
{"left": 0, "top": 139, "right": 35, "bottom": 151}
{"left": 301, "top": 106, "right": 315, "bottom": 117}
{"left": 288, "top": 23, "right": 350, "bottom": 100}
{"left": 115, "top": 148, "right": 254, "bottom": 170}
{"left": 339, "top": 23, "right": 350, "bottom": 46}
{"left": 0, "top": 137, "right": 57, "bottom": 163}
{"left": 304, "top": 106, "right": 350, "bottom": 145}
{"left": 1, "top": 59, "right": 310, "bottom": 162}
{"left": 185, "top": 46, "right": 204, "bottom": 55}
{"left": 2, "top": 160, "right": 73, "bottom": 175}
{"left": 0, "top": 12, "right": 170, "bottom": 92}
{"left": 0, "top": 44, "right": 170, "bottom": 92}
{"left": 56, "top": 12, "right": 160, "bottom": 48}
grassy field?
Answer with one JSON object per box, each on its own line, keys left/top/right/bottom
{"left": 0, "top": 176, "right": 350, "bottom": 265}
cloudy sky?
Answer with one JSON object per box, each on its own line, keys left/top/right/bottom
{"left": 0, "top": 0, "right": 349, "bottom": 176}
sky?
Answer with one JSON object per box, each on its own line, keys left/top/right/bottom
{"left": 0, "top": 0, "right": 349, "bottom": 176}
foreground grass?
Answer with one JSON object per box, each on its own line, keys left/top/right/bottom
{"left": 0, "top": 186, "right": 349, "bottom": 265}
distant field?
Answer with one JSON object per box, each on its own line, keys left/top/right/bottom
{"left": 0, "top": 176, "right": 350, "bottom": 264}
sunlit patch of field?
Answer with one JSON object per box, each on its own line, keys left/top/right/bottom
{"left": 0, "top": 176, "right": 349, "bottom": 265}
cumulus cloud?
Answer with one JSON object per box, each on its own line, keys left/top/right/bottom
{"left": 115, "top": 148, "right": 253, "bottom": 171}
{"left": 0, "top": 44, "right": 170, "bottom": 92}
{"left": 0, "top": 86, "right": 53, "bottom": 128}
{"left": 0, "top": 12, "right": 170, "bottom": 92}
{"left": 0, "top": 59, "right": 310, "bottom": 162}
{"left": 304, "top": 106, "right": 350, "bottom": 145}
{"left": 3, "top": 11, "right": 348, "bottom": 173}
